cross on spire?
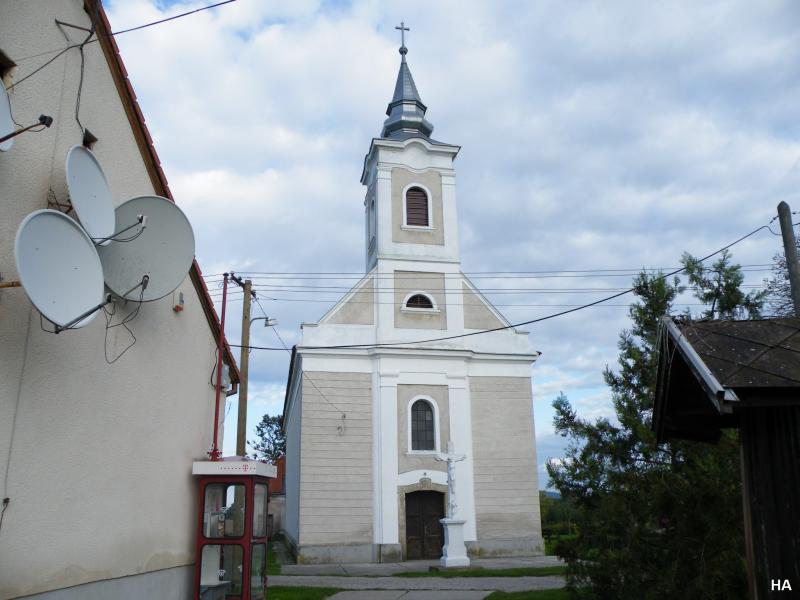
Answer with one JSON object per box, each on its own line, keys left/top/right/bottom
{"left": 395, "top": 21, "right": 410, "bottom": 58}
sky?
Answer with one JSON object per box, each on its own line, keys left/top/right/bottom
{"left": 104, "top": 0, "right": 800, "bottom": 488}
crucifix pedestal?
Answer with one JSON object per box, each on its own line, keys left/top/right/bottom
{"left": 435, "top": 441, "right": 470, "bottom": 568}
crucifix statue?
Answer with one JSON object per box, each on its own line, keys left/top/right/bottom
{"left": 435, "top": 440, "right": 466, "bottom": 519}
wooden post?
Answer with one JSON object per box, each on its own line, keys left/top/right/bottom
{"left": 236, "top": 279, "right": 252, "bottom": 457}
{"left": 777, "top": 201, "right": 800, "bottom": 316}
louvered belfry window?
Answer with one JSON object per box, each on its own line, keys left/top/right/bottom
{"left": 406, "top": 187, "right": 429, "bottom": 226}
{"left": 411, "top": 400, "right": 435, "bottom": 451}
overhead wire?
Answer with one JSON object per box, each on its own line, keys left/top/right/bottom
{"left": 252, "top": 292, "right": 347, "bottom": 421}
{"left": 6, "top": 0, "right": 240, "bottom": 91}
{"left": 200, "top": 264, "right": 774, "bottom": 279}
{"left": 226, "top": 219, "right": 777, "bottom": 352}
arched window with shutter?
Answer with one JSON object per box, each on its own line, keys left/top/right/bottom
{"left": 411, "top": 399, "right": 436, "bottom": 451}
{"left": 405, "top": 186, "right": 430, "bottom": 227}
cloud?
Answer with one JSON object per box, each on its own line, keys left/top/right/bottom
{"left": 105, "top": 0, "right": 800, "bottom": 485}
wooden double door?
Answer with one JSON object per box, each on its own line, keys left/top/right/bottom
{"left": 405, "top": 491, "right": 444, "bottom": 560}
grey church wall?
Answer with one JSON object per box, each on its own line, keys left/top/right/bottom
{"left": 463, "top": 282, "right": 505, "bottom": 330}
{"left": 327, "top": 278, "right": 375, "bottom": 325}
{"left": 391, "top": 168, "right": 445, "bottom": 245}
{"left": 470, "top": 376, "right": 543, "bottom": 556}
{"left": 397, "top": 384, "right": 450, "bottom": 474}
{"left": 284, "top": 376, "right": 302, "bottom": 549}
{"left": 394, "top": 271, "right": 447, "bottom": 330}
{"left": 298, "top": 372, "right": 373, "bottom": 560}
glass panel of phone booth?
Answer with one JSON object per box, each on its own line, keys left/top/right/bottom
{"left": 253, "top": 484, "right": 267, "bottom": 538}
{"left": 199, "top": 544, "right": 243, "bottom": 599}
{"left": 251, "top": 543, "right": 266, "bottom": 599}
{"left": 204, "top": 484, "right": 246, "bottom": 538}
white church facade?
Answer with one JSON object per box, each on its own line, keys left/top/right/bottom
{"left": 283, "top": 38, "right": 543, "bottom": 564}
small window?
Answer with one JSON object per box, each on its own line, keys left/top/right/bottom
{"left": 203, "top": 483, "right": 246, "bottom": 538}
{"left": 411, "top": 400, "right": 435, "bottom": 451}
{"left": 406, "top": 294, "right": 433, "bottom": 309}
{"left": 253, "top": 484, "right": 268, "bottom": 538}
{"left": 200, "top": 545, "right": 243, "bottom": 596}
{"left": 405, "top": 187, "right": 429, "bottom": 227}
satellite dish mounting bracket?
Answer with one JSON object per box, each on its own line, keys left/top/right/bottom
{"left": 92, "top": 214, "right": 146, "bottom": 246}
{"left": 53, "top": 275, "right": 149, "bottom": 333}
{"left": 0, "top": 114, "right": 53, "bottom": 145}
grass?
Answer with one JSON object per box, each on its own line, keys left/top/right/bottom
{"left": 394, "top": 565, "right": 566, "bottom": 578}
{"left": 266, "top": 586, "right": 341, "bottom": 600}
{"left": 486, "top": 590, "right": 570, "bottom": 600}
{"left": 267, "top": 541, "right": 282, "bottom": 576}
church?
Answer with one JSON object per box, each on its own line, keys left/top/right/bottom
{"left": 282, "top": 33, "right": 543, "bottom": 564}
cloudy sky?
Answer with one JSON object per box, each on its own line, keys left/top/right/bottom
{"left": 104, "top": 0, "right": 800, "bottom": 487}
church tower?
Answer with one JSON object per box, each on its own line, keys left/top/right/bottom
{"left": 283, "top": 28, "right": 543, "bottom": 564}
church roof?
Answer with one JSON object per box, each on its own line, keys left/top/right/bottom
{"left": 382, "top": 44, "right": 434, "bottom": 139}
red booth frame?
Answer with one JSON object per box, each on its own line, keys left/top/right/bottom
{"left": 194, "top": 474, "right": 270, "bottom": 600}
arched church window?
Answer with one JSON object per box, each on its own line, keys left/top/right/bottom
{"left": 405, "top": 186, "right": 429, "bottom": 227}
{"left": 411, "top": 400, "right": 435, "bottom": 451}
{"left": 406, "top": 293, "right": 434, "bottom": 310}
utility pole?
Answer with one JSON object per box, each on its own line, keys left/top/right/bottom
{"left": 230, "top": 275, "right": 254, "bottom": 457}
{"left": 777, "top": 201, "right": 800, "bottom": 316}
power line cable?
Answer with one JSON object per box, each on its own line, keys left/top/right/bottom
{"left": 6, "top": 0, "right": 240, "bottom": 91}
{"left": 227, "top": 220, "right": 775, "bottom": 352}
{"left": 110, "top": 0, "right": 239, "bottom": 37}
{"left": 201, "top": 264, "right": 774, "bottom": 279}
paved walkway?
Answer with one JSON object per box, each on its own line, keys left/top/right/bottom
{"left": 280, "top": 555, "right": 563, "bottom": 577}
{"left": 270, "top": 574, "right": 565, "bottom": 593}
{"left": 271, "top": 545, "right": 566, "bottom": 595}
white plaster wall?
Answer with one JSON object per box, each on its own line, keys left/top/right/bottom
{"left": 0, "top": 2, "right": 223, "bottom": 597}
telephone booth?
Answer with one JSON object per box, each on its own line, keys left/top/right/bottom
{"left": 192, "top": 458, "right": 277, "bottom": 600}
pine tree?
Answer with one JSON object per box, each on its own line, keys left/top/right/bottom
{"left": 548, "top": 253, "right": 763, "bottom": 599}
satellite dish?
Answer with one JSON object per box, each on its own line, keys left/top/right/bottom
{"left": 0, "top": 84, "right": 14, "bottom": 152}
{"left": 97, "top": 195, "right": 195, "bottom": 301}
{"left": 14, "top": 209, "right": 105, "bottom": 328}
{"left": 65, "top": 145, "right": 115, "bottom": 245}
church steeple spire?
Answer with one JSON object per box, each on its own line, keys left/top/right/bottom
{"left": 382, "top": 22, "right": 434, "bottom": 139}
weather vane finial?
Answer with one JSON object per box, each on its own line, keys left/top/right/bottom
{"left": 395, "top": 21, "right": 410, "bottom": 59}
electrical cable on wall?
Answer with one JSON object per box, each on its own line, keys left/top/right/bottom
{"left": 102, "top": 287, "right": 145, "bottom": 364}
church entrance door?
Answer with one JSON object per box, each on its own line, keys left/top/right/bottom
{"left": 405, "top": 490, "right": 445, "bottom": 560}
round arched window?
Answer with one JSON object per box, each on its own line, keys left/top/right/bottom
{"left": 411, "top": 399, "right": 435, "bottom": 451}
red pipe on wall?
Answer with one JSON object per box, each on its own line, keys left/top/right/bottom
{"left": 209, "top": 272, "right": 229, "bottom": 460}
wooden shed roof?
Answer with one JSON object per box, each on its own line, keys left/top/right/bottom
{"left": 654, "top": 317, "right": 800, "bottom": 442}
